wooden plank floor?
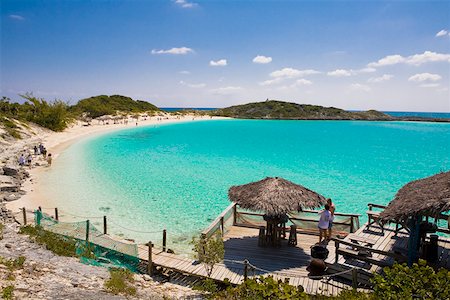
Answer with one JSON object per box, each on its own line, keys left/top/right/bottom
{"left": 137, "top": 226, "right": 355, "bottom": 296}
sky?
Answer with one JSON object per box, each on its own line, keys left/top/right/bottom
{"left": 1, "top": 0, "right": 450, "bottom": 112}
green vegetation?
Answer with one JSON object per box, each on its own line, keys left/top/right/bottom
{"left": 71, "top": 94, "right": 159, "bottom": 118}
{"left": 213, "top": 100, "right": 392, "bottom": 120}
{"left": 192, "top": 233, "right": 225, "bottom": 276}
{"left": 19, "top": 225, "right": 77, "bottom": 257}
{"left": 193, "top": 260, "right": 449, "bottom": 299}
{"left": 104, "top": 267, "right": 137, "bottom": 296}
{"left": 0, "top": 117, "right": 21, "bottom": 139}
{"left": 372, "top": 259, "right": 450, "bottom": 300}
{"left": 1, "top": 285, "right": 14, "bottom": 300}
{"left": 0, "top": 94, "right": 72, "bottom": 132}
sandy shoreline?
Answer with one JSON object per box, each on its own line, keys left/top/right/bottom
{"left": 6, "top": 115, "right": 226, "bottom": 214}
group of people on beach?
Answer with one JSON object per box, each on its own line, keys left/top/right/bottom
{"left": 318, "top": 198, "right": 335, "bottom": 243}
{"left": 18, "top": 143, "right": 52, "bottom": 167}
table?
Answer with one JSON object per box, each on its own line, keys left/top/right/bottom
{"left": 262, "top": 214, "right": 289, "bottom": 247}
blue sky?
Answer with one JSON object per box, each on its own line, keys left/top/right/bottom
{"left": 1, "top": 0, "right": 449, "bottom": 111}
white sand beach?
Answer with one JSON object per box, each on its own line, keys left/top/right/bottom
{"left": 5, "top": 114, "right": 226, "bottom": 214}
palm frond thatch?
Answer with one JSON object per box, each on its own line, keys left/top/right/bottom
{"left": 228, "top": 177, "right": 327, "bottom": 216}
{"left": 380, "top": 171, "right": 450, "bottom": 221}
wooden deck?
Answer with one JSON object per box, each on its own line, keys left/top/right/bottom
{"left": 326, "top": 222, "right": 450, "bottom": 273}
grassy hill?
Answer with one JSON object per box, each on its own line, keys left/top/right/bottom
{"left": 213, "top": 100, "right": 393, "bottom": 120}
{"left": 71, "top": 95, "right": 159, "bottom": 118}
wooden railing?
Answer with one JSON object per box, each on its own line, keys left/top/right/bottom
{"left": 201, "top": 202, "right": 236, "bottom": 239}
{"left": 233, "top": 205, "right": 361, "bottom": 234}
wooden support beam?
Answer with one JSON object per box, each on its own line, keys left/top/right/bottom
{"left": 22, "top": 207, "right": 27, "bottom": 225}
{"left": 86, "top": 220, "right": 90, "bottom": 242}
{"left": 55, "top": 208, "right": 59, "bottom": 221}
{"left": 148, "top": 241, "right": 153, "bottom": 275}
{"left": 103, "top": 216, "right": 107, "bottom": 235}
{"left": 163, "top": 229, "right": 167, "bottom": 252}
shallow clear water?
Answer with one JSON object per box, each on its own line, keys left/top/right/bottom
{"left": 41, "top": 120, "right": 450, "bottom": 249}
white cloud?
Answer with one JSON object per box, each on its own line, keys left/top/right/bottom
{"left": 293, "top": 79, "right": 313, "bottom": 86}
{"left": 350, "top": 83, "right": 371, "bottom": 92}
{"left": 407, "top": 51, "right": 450, "bottom": 65}
{"left": 368, "top": 54, "right": 405, "bottom": 67}
{"left": 9, "top": 14, "right": 25, "bottom": 21}
{"left": 210, "top": 86, "right": 242, "bottom": 95}
{"left": 174, "top": 0, "right": 198, "bottom": 8}
{"left": 327, "top": 69, "right": 352, "bottom": 77}
{"left": 368, "top": 74, "right": 393, "bottom": 83}
{"left": 408, "top": 73, "right": 442, "bottom": 82}
{"left": 420, "top": 83, "right": 440, "bottom": 88}
{"left": 436, "top": 29, "right": 449, "bottom": 37}
{"left": 151, "top": 47, "right": 194, "bottom": 55}
{"left": 270, "top": 68, "right": 320, "bottom": 78}
{"left": 259, "top": 78, "right": 283, "bottom": 86}
{"left": 179, "top": 81, "right": 206, "bottom": 88}
{"left": 358, "top": 67, "right": 377, "bottom": 73}
{"left": 209, "top": 59, "right": 227, "bottom": 67}
{"left": 368, "top": 51, "right": 450, "bottom": 67}
{"left": 179, "top": 70, "right": 191, "bottom": 75}
{"left": 253, "top": 55, "right": 272, "bottom": 64}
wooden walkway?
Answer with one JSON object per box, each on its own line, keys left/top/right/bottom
{"left": 137, "top": 226, "right": 357, "bottom": 296}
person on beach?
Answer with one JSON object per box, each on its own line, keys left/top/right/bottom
{"left": 39, "top": 143, "right": 44, "bottom": 154}
{"left": 47, "top": 153, "right": 52, "bottom": 166}
{"left": 27, "top": 153, "right": 32, "bottom": 168}
{"left": 18, "top": 154, "right": 25, "bottom": 166}
{"left": 34, "top": 145, "right": 38, "bottom": 155}
{"left": 42, "top": 147, "right": 47, "bottom": 158}
{"left": 327, "top": 198, "right": 335, "bottom": 239}
{"left": 318, "top": 204, "right": 331, "bottom": 243}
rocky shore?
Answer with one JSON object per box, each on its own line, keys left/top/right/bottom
{"left": 0, "top": 122, "right": 205, "bottom": 299}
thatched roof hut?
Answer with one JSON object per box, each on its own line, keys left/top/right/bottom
{"left": 228, "top": 177, "right": 327, "bottom": 216}
{"left": 380, "top": 171, "right": 450, "bottom": 222}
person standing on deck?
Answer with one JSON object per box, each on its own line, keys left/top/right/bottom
{"left": 318, "top": 204, "right": 331, "bottom": 243}
{"left": 327, "top": 198, "right": 335, "bottom": 239}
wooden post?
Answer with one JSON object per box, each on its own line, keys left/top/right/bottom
{"left": 352, "top": 268, "right": 358, "bottom": 289}
{"left": 407, "top": 216, "right": 421, "bottom": 266}
{"left": 22, "top": 207, "right": 27, "bottom": 225}
{"left": 350, "top": 217, "right": 354, "bottom": 233}
{"left": 86, "top": 220, "right": 90, "bottom": 242}
{"left": 335, "top": 240, "right": 340, "bottom": 263}
{"left": 55, "top": 208, "right": 59, "bottom": 221}
{"left": 243, "top": 259, "right": 249, "bottom": 282}
{"left": 38, "top": 206, "right": 42, "bottom": 212}
{"left": 147, "top": 241, "right": 153, "bottom": 275}
{"left": 163, "top": 229, "right": 167, "bottom": 252}
{"left": 220, "top": 216, "right": 224, "bottom": 236}
{"left": 103, "top": 216, "right": 107, "bottom": 235}
{"left": 233, "top": 204, "right": 237, "bottom": 225}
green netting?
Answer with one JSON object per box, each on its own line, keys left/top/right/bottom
{"left": 35, "top": 210, "right": 140, "bottom": 272}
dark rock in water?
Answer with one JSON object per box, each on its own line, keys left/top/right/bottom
{"left": 98, "top": 206, "right": 111, "bottom": 212}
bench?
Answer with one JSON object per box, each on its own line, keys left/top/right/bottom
{"left": 348, "top": 235, "right": 377, "bottom": 247}
{"left": 337, "top": 247, "right": 392, "bottom": 268}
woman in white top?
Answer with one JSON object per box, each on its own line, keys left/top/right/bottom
{"left": 318, "top": 204, "right": 331, "bottom": 243}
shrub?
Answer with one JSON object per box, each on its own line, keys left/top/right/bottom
{"left": 214, "top": 276, "right": 308, "bottom": 300}
{"left": 104, "top": 267, "right": 136, "bottom": 296}
{"left": 372, "top": 259, "right": 450, "bottom": 300}
{"left": 19, "top": 225, "right": 77, "bottom": 257}
{"left": 192, "top": 232, "right": 225, "bottom": 276}
{"left": 1, "top": 285, "right": 14, "bottom": 300}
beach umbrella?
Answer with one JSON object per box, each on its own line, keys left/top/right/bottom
{"left": 379, "top": 171, "right": 450, "bottom": 265}
{"left": 228, "top": 177, "right": 327, "bottom": 216}
{"left": 380, "top": 171, "right": 450, "bottom": 222}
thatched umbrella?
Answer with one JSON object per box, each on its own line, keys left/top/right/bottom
{"left": 228, "top": 177, "right": 327, "bottom": 216}
{"left": 380, "top": 171, "right": 450, "bottom": 222}
{"left": 379, "top": 171, "right": 450, "bottom": 265}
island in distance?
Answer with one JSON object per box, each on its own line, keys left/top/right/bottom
{"left": 212, "top": 100, "right": 450, "bottom": 122}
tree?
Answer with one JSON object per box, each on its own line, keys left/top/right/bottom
{"left": 192, "top": 233, "right": 225, "bottom": 277}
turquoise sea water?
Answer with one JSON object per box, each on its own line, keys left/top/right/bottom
{"left": 41, "top": 120, "right": 450, "bottom": 249}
